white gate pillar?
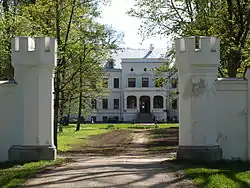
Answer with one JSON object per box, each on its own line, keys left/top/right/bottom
{"left": 8, "top": 37, "right": 57, "bottom": 162}
{"left": 175, "top": 36, "right": 222, "bottom": 161}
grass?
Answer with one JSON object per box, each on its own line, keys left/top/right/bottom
{"left": 0, "top": 124, "right": 110, "bottom": 188}
{"left": 58, "top": 124, "right": 110, "bottom": 151}
{"left": 183, "top": 160, "right": 250, "bottom": 188}
{"left": 76, "top": 123, "right": 179, "bottom": 130}
{"left": 0, "top": 123, "right": 179, "bottom": 188}
{"left": 58, "top": 123, "right": 178, "bottom": 151}
{"left": 0, "top": 158, "right": 66, "bottom": 188}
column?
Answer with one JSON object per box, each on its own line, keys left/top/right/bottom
{"left": 137, "top": 95, "right": 140, "bottom": 112}
{"left": 124, "top": 95, "right": 127, "bottom": 111}
{"left": 163, "top": 96, "right": 166, "bottom": 110}
{"left": 150, "top": 96, "right": 154, "bottom": 112}
{"left": 175, "top": 36, "right": 222, "bottom": 161}
{"left": 9, "top": 37, "right": 57, "bottom": 162}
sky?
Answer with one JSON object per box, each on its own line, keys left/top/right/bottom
{"left": 98, "top": 0, "right": 170, "bottom": 49}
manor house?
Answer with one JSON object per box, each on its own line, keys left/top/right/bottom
{"left": 87, "top": 46, "right": 178, "bottom": 123}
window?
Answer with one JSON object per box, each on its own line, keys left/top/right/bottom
{"left": 91, "top": 99, "right": 97, "bottom": 109}
{"left": 142, "top": 77, "right": 149, "bottom": 87}
{"left": 172, "top": 99, "right": 177, "bottom": 109}
{"left": 127, "top": 96, "right": 137, "bottom": 109}
{"left": 102, "top": 99, "right": 108, "bottom": 109}
{"left": 128, "top": 78, "right": 136, "bottom": 87}
{"left": 103, "top": 78, "right": 108, "bottom": 88}
{"left": 153, "top": 96, "right": 163, "bottom": 108}
{"left": 171, "top": 78, "right": 177, "bottom": 88}
{"left": 130, "top": 68, "right": 134, "bottom": 72}
{"left": 144, "top": 68, "right": 147, "bottom": 72}
{"left": 114, "top": 78, "right": 119, "bottom": 88}
{"left": 102, "top": 116, "right": 108, "bottom": 122}
{"left": 114, "top": 99, "right": 119, "bottom": 109}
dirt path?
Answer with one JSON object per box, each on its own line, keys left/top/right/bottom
{"left": 23, "top": 129, "right": 196, "bottom": 188}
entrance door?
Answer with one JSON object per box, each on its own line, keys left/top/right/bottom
{"left": 140, "top": 96, "right": 150, "bottom": 113}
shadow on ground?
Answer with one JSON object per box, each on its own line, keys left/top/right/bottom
{"left": 23, "top": 156, "right": 196, "bottom": 188}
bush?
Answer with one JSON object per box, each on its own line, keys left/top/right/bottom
{"left": 106, "top": 124, "right": 115, "bottom": 129}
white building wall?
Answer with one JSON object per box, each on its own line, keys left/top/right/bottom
{"left": 216, "top": 79, "right": 248, "bottom": 160}
{"left": 87, "top": 57, "right": 178, "bottom": 123}
{"left": 0, "top": 37, "right": 56, "bottom": 162}
{"left": 176, "top": 36, "right": 250, "bottom": 161}
{"left": 0, "top": 82, "right": 20, "bottom": 161}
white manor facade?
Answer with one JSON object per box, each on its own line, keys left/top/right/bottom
{"left": 87, "top": 48, "right": 179, "bottom": 123}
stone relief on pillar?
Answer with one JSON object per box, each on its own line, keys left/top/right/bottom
{"left": 183, "top": 75, "right": 216, "bottom": 99}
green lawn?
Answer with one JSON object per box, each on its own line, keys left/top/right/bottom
{"left": 183, "top": 161, "right": 250, "bottom": 188}
{"left": 58, "top": 124, "right": 110, "bottom": 151}
{"left": 0, "top": 124, "right": 111, "bottom": 188}
{"left": 0, "top": 123, "right": 179, "bottom": 188}
{"left": 75, "top": 123, "right": 179, "bottom": 130}
{"left": 0, "top": 159, "right": 66, "bottom": 188}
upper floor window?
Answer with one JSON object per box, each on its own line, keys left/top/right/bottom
{"left": 114, "top": 78, "right": 119, "bottom": 88}
{"left": 128, "top": 78, "right": 136, "bottom": 87}
{"left": 103, "top": 78, "right": 108, "bottom": 88}
{"left": 114, "top": 99, "right": 119, "bottom": 109}
{"left": 102, "top": 99, "right": 108, "bottom": 109}
{"left": 142, "top": 77, "right": 149, "bottom": 87}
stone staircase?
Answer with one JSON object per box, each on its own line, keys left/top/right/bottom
{"left": 136, "top": 113, "right": 153, "bottom": 123}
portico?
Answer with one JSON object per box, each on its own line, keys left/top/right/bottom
{"left": 123, "top": 92, "right": 167, "bottom": 122}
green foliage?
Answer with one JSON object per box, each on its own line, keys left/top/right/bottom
{"left": 184, "top": 160, "right": 250, "bottom": 188}
{"left": 0, "top": 0, "right": 123, "bottom": 131}
{"left": 58, "top": 124, "right": 109, "bottom": 151}
{"left": 128, "top": 0, "right": 250, "bottom": 77}
{"left": 106, "top": 124, "right": 115, "bottom": 129}
{"left": 0, "top": 159, "right": 65, "bottom": 188}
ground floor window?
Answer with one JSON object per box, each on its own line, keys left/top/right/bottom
{"left": 153, "top": 96, "right": 163, "bottom": 108}
{"left": 102, "top": 116, "right": 108, "bottom": 122}
{"left": 114, "top": 99, "right": 119, "bottom": 109}
{"left": 127, "top": 96, "right": 137, "bottom": 108}
{"left": 108, "top": 116, "right": 119, "bottom": 123}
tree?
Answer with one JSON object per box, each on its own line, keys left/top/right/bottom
{"left": 0, "top": 0, "right": 122, "bottom": 146}
{"left": 71, "top": 23, "right": 123, "bottom": 131}
{"left": 128, "top": 0, "right": 250, "bottom": 77}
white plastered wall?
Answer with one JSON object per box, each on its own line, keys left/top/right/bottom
{"left": 176, "top": 36, "right": 250, "bottom": 160}
{"left": 0, "top": 37, "right": 56, "bottom": 162}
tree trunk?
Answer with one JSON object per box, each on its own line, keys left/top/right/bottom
{"left": 76, "top": 92, "right": 83, "bottom": 131}
{"left": 59, "top": 70, "right": 66, "bottom": 131}
{"left": 76, "top": 58, "right": 83, "bottom": 131}
{"left": 227, "top": 50, "right": 241, "bottom": 77}
{"left": 53, "top": 74, "right": 60, "bottom": 148}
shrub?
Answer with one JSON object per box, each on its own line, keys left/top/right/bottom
{"left": 106, "top": 124, "right": 115, "bottom": 129}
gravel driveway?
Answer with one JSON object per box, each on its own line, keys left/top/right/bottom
{"left": 23, "top": 129, "right": 196, "bottom": 188}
